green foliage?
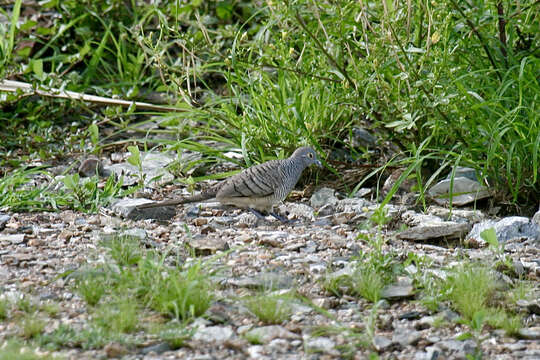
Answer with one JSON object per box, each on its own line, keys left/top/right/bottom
{"left": 2, "top": 0, "right": 539, "bottom": 204}
{"left": 150, "top": 263, "right": 213, "bottom": 320}
{"left": 75, "top": 274, "right": 107, "bottom": 306}
{"left": 102, "top": 235, "right": 143, "bottom": 268}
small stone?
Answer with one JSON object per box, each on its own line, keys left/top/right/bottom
{"left": 245, "top": 325, "right": 299, "bottom": 343}
{"left": 118, "top": 198, "right": 177, "bottom": 220}
{"left": 415, "top": 346, "right": 442, "bottom": 360}
{"left": 141, "top": 342, "right": 171, "bottom": 355}
{"left": 104, "top": 342, "right": 129, "bottom": 358}
{"left": 120, "top": 228, "right": 147, "bottom": 240}
{"left": 187, "top": 235, "right": 229, "bottom": 256}
{"left": 304, "top": 336, "right": 338, "bottom": 355}
{"left": 79, "top": 157, "right": 109, "bottom": 177}
{"left": 186, "top": 205, "right": 200, "bottom": 217}
{"left": 0, "top": 234, "right": 25, "bottom": 244}
{"left": 398, "top": 311, "right": 423, "bottom": 320}
{"left": 393, "top": 328, "right": 422, "bottom": 346}
{"left": 516, "top": 299, "right": 540, "bottom": 315}
{"left": 193, "top": 326, "right": 234, "bottom": 343}
{"left": 0, "top": 214, "right": 11, "bottom": 230}
{"left": 193, "top": 218, "right": 208, "bottom": 226}
{"left": 373, "top": 335, "right": 392, "bottom": 351}
{"left": 398, "top": 222, "right": 471, "bottom": 241}
{"left": 310, "top": 187, "right": 339, "bottom": 209}
{"left": 428, "top": 177, "right": 491, "bottom": 206}
{"left": 467, "top": 216, "right": 540, "bottom": 245}
{"left": 518, "top": 327, "right": 540, "bottom": 340}
{"left": 381, "top": 284, "right": 415, "bottom": 300}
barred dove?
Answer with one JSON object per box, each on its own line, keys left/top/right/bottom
{"left": 130, "top": 146, "right": 322, "bottom": 221}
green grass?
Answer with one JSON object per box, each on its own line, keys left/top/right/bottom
{"left": 74, "top": 273, "right": 107, "bottom": 306}
{"left": 20, "top": 315, "right": 46, "bottom": 340}
{"left": 244, "top": 294, "right": 293, "bottom": 324}
{"left": 93, "top": 297, "right": 139, "bottom": 334}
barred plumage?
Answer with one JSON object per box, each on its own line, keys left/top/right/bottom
{"left": 132, "top": 147, "right": 322, "bottom": 220}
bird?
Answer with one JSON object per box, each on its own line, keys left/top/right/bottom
{"left": 130, "top": 146, "right": 322, "bottom": 222}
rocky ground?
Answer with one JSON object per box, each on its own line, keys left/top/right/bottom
{"left": 1, "top": 182, "right": 539, "bottom": 359}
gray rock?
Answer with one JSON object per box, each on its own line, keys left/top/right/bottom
{"left": 141, "top": 342, "right": 172, "bottom": 355}
{"left": 120, "top": 228, "right": 147, "bottom": 240}
{"left": 398, "top": 222, "right": 471, "bottom": 241}
{"left": 445, "top": 167, "right": 478, "bottom": 182}
{"left": 428, "top": 177, "right": 491, "bottom": 206}
{"left": 427, "top": 206, "right": 486, "bottom": 223}
{"left": 304, "top": 336, "right": 338, "bottom": 355}
{"left": 348, "top": 127, "right": 377, "bottom": 148}
{"left": 373, "top": 335, "right": 392, "bottom": 351}
{"left": 392, "top": 328, "right": 422, "bottom": 346}
{"left": 313, "top": 216, "right": 333, "bottom": 227}
{"left": 78, "top": 157, "right": 110, "bottom": 177}
{"left": 0, "top": 234, "right": 25, "bottom": 244}
{"left": 279, "top": 203, "right": 314, "bottom": 220}
{"left": 381, "top": 284, "right": 415, "bottom": 300}
{"left": 193, "top": 326, "right": 234, "bottom": 343}
{"left": 310, "top": 187, "right": 338, "bottom": 209}
{"left": 437, "top": 339, "right": 477, "bottom": 355}
{"left": 187, "top": 235, "right": 229, "bottom": 256}
{"left": 228, "top": 272, "right": 293, "bottom": 290}
{"left": 518, "top": 327, "right": 540, "bottom": 340}
{"left": 415, "top": 346, "right": 442, "bottom": 360}
{"left": 245, "top": 325, "right": 299, "bottom": 343}
{"left": 516, "top": 299, "right": 540, "bottom": 315}
{"left": 0, "top": 214, "right": 11, "bottom": 230}
{"left": 186, "top": 205, "right": 200, "bottom": 217}
{"left": 467, "top": 216, "right": 540, "bottom": 245}
{"left": 533, "top": 208, "right": 540, "bottom": 226}
{"left": 112, "top": 198, "right": 174, "bottom": 220}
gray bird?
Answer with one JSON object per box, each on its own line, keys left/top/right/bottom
{"left": 131, "top": 146, "right": 322, "bottom": 221}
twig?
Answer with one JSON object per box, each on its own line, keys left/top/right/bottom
{"left": 0, "top": 80, "right": 180, "bottom": 112}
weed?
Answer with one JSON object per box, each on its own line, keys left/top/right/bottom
{"left": 75, "top": 275, "right": 107, "bottom": 306}
{"left": 153, "top": 321, "right": 192, "bottom": 349}
{"left": 244, "top": 294, "right": 293, "bottom": 325}
{"left": 444, "top": 265, "right": 497, "bottom": 320}
{"left": 351, "top": 266, "right": 384, "bottom": 303}
{"left": 40, "top": 302, "right": 60, "bottom": 317}
{"left": 16, "top": 295, "right": 37, "bottom": 314}
{"left": 151, "top": 264, "right": 213, "bottom": 321}
{"left": 20, "top": 314, "right": 46, "bottom": 339}
{"left": 244, "top": 332, "right": 263, "bottom": 345}
{"left": 93, "top": 297, "right": 139, "bottom": 334}
{"left": 102, "top": 235, "right": 143, "bottom": 267}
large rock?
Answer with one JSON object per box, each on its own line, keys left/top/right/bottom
{"left": 466, "top": 216, "right": 540, "bottom": 246}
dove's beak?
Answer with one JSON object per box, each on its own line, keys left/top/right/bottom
{"left": 315, "top": 160, "right": 322, "bottom": 168}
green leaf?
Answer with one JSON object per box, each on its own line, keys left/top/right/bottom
{"left": 480, "top": 228, "right": 498, "bottom": 248}
{"left": 127, "top": 146, "right": 141, "bottom": 167}
{"left": 63, "top": 174, "right": 79, "bottom": 190}
{"left": 88, "top": 124, "right": 99, "bottom": 146}
{"left": 455, "top": 332, "right": 473, "bottom": 341}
